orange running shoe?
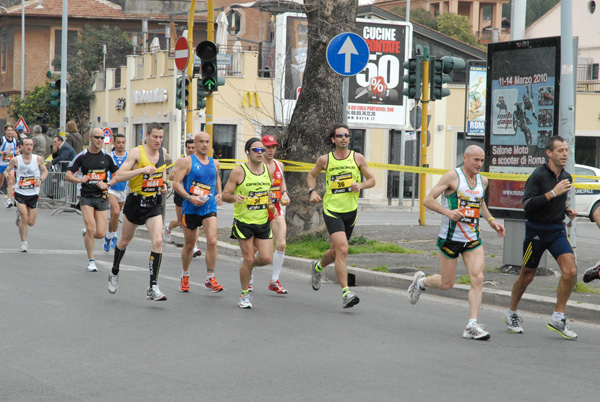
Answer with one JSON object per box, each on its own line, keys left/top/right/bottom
{"left": 268, "top": 280, "right": 288, "bottom": 294}
{"left": 179, "top": 275, "right": 190, "bottom": 292}
{"left": 205, "top": 276, "right": 224, "bottom": 293}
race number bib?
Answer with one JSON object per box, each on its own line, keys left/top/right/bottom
{"left": 458, "top": 199, "right": 481, "bottom": 224}
{"left": 87, "top": 170, "right": 107, "bottom": 183}
{"left": 270, "top": 185, "right": 281, "bottom": 202}
{"left": 142, "top": 172, "right": 163, "bottom": 193}
{"left": 189, "top": 181, "right": 211, "bottom": 197}
{"left": 3, "top": 153, "right": 13, "bottom": 162}
{"left": 331, "top": 173, "right": 353, "bottom": 194}
{"left": 19, "top": 176, "right": 35, "bottom": 189}
{"left": 247, "top": 190, "right": 268, "bottom": 210}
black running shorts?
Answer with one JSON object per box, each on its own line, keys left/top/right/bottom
{"left": 123, "top": 194, "right": 163, "bottom": 226}
{"left": 183, "top": 212, "right": 217, "bottom": 231}
{"left": 230, "top": 219, "right": 272, "bottom": 240}
{"left": 14, "top": 193, "right": 39, "bottom": 209}
{"left": 80, "top": 195, "right": 109, "bottom": 211}
{"left": 437, "top": 238, "right": 482, "bottom": 259}
{"left": 323, "top": 208, "right": 357, "bottom": 240}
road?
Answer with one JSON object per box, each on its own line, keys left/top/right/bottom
{"left": 1, "top": 204, "right": 598, "bottom": 401}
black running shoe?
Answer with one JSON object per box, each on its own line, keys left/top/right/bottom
{"left": 583, "top": 262, "right": 600, "bottom": 283}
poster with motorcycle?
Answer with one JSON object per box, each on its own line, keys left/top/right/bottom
{"left": 484, "top": 36, "right": 560, "bottom": 219}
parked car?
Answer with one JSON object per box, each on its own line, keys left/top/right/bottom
{"left": 575, "top": 164, "right": 600, "bottom": 221}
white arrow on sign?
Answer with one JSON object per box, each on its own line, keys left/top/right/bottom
{"left": 338, "top": 36, "right": 358, "bottom": 74}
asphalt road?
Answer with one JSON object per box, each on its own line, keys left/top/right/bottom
{"left": 1, "top": 200, "right": 599, "bottom": 401}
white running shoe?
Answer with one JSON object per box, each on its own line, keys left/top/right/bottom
{"left": 163, "top": 225, "right": 172, "bottom": 242}
{"left": 146, "top": 285, "right": 167, "bottom": 301}
{"left": 20, "top": 241, "right": 28, "bottom": 252}
{"left": 15, "top": 210, "right": 21, "bottom": 227}
{"left": 192, "top": 246, "right": 202, "bottom": 257}
{"left": 462, "top": 323, "right": 491, "bottom": 340}
{"left": 505, "top": 311, "right": 524, "bottom": 334}
{"left": 107, "top": 272, "right": 119, "bottom": 294}
{"left": 407, "top": 271, "right": 425, "bottom": 304}
{"left": 547, "top": 317, "right": 577, "bottom": 340}
{"left": 238, "top": 293, "right": 252, "bottom": 309}
{"left": 7, "top": 198, "right": 13, "bottom": 208}
{"left": 86, "top": 260, "right": 98, "bottom": 272}
{"left": 81, "top": 228, "right": 86, "bottom": 237}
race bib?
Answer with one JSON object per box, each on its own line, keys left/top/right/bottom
{"left": 87, "top": 170, "right": 107, "bottom": 183}
{"left": 190, "top": 181, "right": 211, "bottom": 197}
{"left": 142, "top": 173, "right": 163, "bottom": 193}
{"left": 19, "top": 176, "right": 35, "bottom": 189}
{"left": 3, "top": 153, "right": 13, "bottom": 162}
{"left": 331, "top": 173, "right": 353, "bottom": 194}
{"left": 247, "top": 190, "right": 268, "bottom": 210}
{"left": 459, "top": 198, "right": 481, "bottom": 224}
{"left": 270, "top": 185, "right": 281, "bottom": 202}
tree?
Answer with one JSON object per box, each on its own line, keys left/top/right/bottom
{"left": 436, "top": 14, "right": 479, "bottom": 47}
{"left": 390, "top": 6, "right": 437, "bottom": 29}
{"left": 8, "top": 83, "right": 58, "bottom": 128}
{"left": 281, "top": 0, "right": 358, "bottom": 239}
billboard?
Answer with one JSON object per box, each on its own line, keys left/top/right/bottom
{"left": 274, "top": 13, "right": 412, "bottom": 128}
{"left": 465, "top": 63, "right": 486, "bottom": 137}
{"left": 485, "top": 37, "right": 561, "bottom": 219}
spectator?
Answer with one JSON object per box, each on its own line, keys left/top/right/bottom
{"left": 31, "top": 125, "right": 47, "bottom": 158}
{"left": 41, "top": 125, "right": 53, "bottom": 160}
{"left": 51, "top": 135, "right": 76, "bottom": 172}
{"left": 65, "top": 120, "right": 83, "bottom": 154}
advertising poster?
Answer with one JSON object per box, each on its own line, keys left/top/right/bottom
{"left": 274, "top": 14, "right": 411, "bottom": 128}
{"left": 485, "top": 37, "right": 561, "bottom": 219}
{"left": 466, "top": 64, "right": 486, "bottom": 136}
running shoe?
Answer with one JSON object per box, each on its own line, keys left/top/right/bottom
{"left": 193, "top": 247, "right": 202, "bottom": 257}
{"left": 110, "top": 236, "right": 118, "bottom": 249}
{"left": 81, "top": 228, "right": 86, "bottom": 237}
{"left": 505, "top": 311, "right": 524, "bottom": 334}
{"left": 311, "top": 261, "right": 321, "bottom": 291}
{"left": 407, "top": 271, "right": 426, "bottom": 304}
{"left": 248, "top": 284, "right": 253, "bottom": 292}
{"left": 20, "top": 241, "right": 28, "bottom": 252}
{"left": 583, "top": 262, "right": 600, "bottom": 283}
{"left": 238, "top": 293, "right": 252, "bottom": 309}
{"left": 248, "top": 272, "right": 253, "bottom": 292}
{"left": 107, "top": 272, "right": 119, "bottom": 294}
{"left": 163, "top": 225, "right": 172, "bottom": 242}
{"left": 146, "top": 285, "right": 167, "bottom": 301}
{"left": 86, "top": 260, "right": 98, "bottom": 272}
{"left": 268, "top": 280, "right": 288, "bottom": 294}
{"left": 7, "top": 198, "right": 13, "bottom": 208}
{"left": 205, "top": 277, "right": 224, "bottom": 293}
{"left": 342, "top": 291, "right": 360, "bottom": 308}
{"left": 103, "top": 236, "right": 111, "bottom": 252}
{"left": 547, "top": 317, "right": 577, "bottom": 340}
{"left": 462, "top": 323, "right": 491, "bottom": 340}
{"left": 179, "top": 275, "right": 190, "bottom": 292}
{"left": 15, "top": 210, "right": 21, "bottom": 227}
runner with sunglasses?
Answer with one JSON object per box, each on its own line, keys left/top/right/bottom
{"left": 307, "top": 123, "right": 376, "bottom": 308}
{"left": 222, "top": 138, "right": 276, "bottom": 309}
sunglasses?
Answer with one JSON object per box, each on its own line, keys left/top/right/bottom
{"left": 250, "top": 147, "right": 266, "bottom": 153}
{"left": 92, "top": 135, "right": 104, "bottom": 140}
{"left": 335, "top": 133, "right": 351, "bottom": 138}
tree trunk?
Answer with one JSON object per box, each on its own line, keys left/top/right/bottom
{"left": 282, "top": 0, "right": 358, "bottom": 240}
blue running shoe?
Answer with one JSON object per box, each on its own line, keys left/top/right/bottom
{"left": 111, "top": 236, "right": 118, "bottom": 249}
{"left": 104, "top": 236, "right": 111, "bottom": 252}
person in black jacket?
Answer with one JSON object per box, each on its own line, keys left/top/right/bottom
{"left": 51, "top": 135, "right": 76, "bottom": 172}
{"left": 505, "top": 135, "right": 578, "bottom": 340}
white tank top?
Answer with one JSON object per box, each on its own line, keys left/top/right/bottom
{"left": 14, "top": 154, "right": 41, "bottom": 196}
{"left": 438, "top": 167, "right": 484, "bottom": 243}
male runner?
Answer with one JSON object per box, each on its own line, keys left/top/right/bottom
{"left": 107, "top": 122, "right": 169, "bottom": 301}
{"left": 66, "top": 128, "right": 119, "bottom": 272}
{"left": 307, "top": 124, "right": 375, "bottom": 308}
{"left": 104, "top": 133, "right": 128, "bottom": 252}
{"left": 1, "top": 125, "right": 19, "bottom": 207}
{"left": 222, "top": 138, "right": 275, "bottom": 309}
{"left": 505, "top": 136, "right": 579, "bottom": 339}
{"left": 172, "top": 132, "right": 224, "bottom": 293}
{"left": 260, "top": 134, "right": 291, "bottom": 294}
{"left": 3, "top": 138, "right": 48, "bottom": 251}
{"left": 164, "top": 139, "right": 202, "bottom": 257}
{"left": 407, "top": 145, "right": 505, "bottom": 340}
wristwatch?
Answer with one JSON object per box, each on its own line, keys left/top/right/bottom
{"left": 308, "top": 188, "right": 314, "bottom": 195}
{"left": 186, "top": 194, "right": 191, "bottom": 201}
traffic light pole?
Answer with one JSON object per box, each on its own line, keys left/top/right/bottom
{"left": 185, "top": 0, "right": 197, "bottom": 143}
{"left": 206, "top": 0, "right": 215, "bottom": 156}
{"left": 418, "top": 47, "right": 430, "bottom": 226}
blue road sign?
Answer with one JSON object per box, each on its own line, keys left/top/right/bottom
{"left": 326, "top": 32, "right": 370, "bottom": 76}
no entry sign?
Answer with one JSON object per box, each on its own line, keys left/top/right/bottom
{"left": 175, "top": 37, "right": 190, "bottom": 72}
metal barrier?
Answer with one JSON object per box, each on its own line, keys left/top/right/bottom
{"left": 38, "top": 161, "right": 81, "bottom": 215}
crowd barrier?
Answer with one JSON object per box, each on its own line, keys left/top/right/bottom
{"left": 38, "top": 161, "right": 81, "bottom": 215}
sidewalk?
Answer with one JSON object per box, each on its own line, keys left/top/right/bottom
{"left": 142, "top": 209, "right": 600, "bottom": 324}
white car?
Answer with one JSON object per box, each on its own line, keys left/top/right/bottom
{"left": 575, "top": 164, "right": 600, "bottom": 221}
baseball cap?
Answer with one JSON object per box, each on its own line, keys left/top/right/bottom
{"left": 261, "top": 135, "right": 279, "bottom": 147}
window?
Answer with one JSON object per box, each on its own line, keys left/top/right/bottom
{"left": 227, "top": 11, "right": 241, "bottom": 35}
{"left": 53, "top": 30, "right": 78, "bottom": 70}
{"left": 1, "top": 30, "right": 6, "bottom": 72}
{"left": 213, "top": 124, "right": 236, "bottom": 188}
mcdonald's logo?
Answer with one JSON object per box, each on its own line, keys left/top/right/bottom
{"left": 242, "top": 91, "right": 260, "bottom": 108}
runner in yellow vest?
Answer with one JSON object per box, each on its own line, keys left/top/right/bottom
{"left": 307, "top": 123, "right": 375, "bottom": 308}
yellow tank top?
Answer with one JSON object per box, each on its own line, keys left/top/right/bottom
{"left": 323, "top": 150, "right": 361, "bottom": 213}
{"left": 129, "top": 145, "right": 166, "bottom": 196}
{"left": 234, "top": 163, "right": 271, "bottom": 225}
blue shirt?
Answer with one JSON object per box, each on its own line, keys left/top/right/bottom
{"left": 109, "top": 151, "right": 128, "bottom": 192}
{"left": 182, "top": 155, "right": 217, "bottom": 216}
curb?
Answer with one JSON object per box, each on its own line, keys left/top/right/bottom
{"left": 136, "top": 227, "right": 600, "bottom": 324}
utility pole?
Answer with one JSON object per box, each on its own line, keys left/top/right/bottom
{"left": 185, "top": 0, "right": 197, "bottom": 142}
{"left": 418, "top": 46, "right": 429, "bottom": 226}
{"left": 59, "top": 0, "right": 68, "bottom": 134}
{"left": 206, "top": 0, "right": 215, "bottom": 156}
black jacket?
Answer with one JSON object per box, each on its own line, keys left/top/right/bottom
{"left": 522, "top": 163, "right": 571, "bottom": 224}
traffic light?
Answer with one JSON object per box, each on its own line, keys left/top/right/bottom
{"left": 430, "top": 56, "right": 466, "bottom": 101}
{"left": 196, "top": 41, "right": 219, "bottom": 92}
{"left": 402, "top": 57, "right": 422, "bottom": 100}
{"left": 50, "top": 79, "right": 68, "bottom": 108}
{"left": 176, "top": 77, "right": 190, "bottom": 110}
{"left": 196, "top": 78, "right": 208, "bottom": 110}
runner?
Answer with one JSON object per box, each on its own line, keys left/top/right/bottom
{"left": 3, "top": 138, "right": 48, "bottom": 251}
{"left": 307, "top": 123, "right": 375, "bottom": 308}
{"left": 164, "top": 139, "right": 202, "bottom": 258}
{"left": 222, "top": 137, "right": 275, "bottom": 309}
{"left": 1, "top": 124, "right": 19, "bottom": 207}
{"left": 104, "top": 133, "right": 128, "bottom": 252}
{"left": 407, "top": 145, "right": 505, "bottom": 340}
{"left": 107, "top": 122, "right": 169, "bottom": 301}
{"left": 172, "top": 132, "right": 223, "bottom": 293}
{"left": 66, "top": 128, "right": 119, "bottom": 272}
